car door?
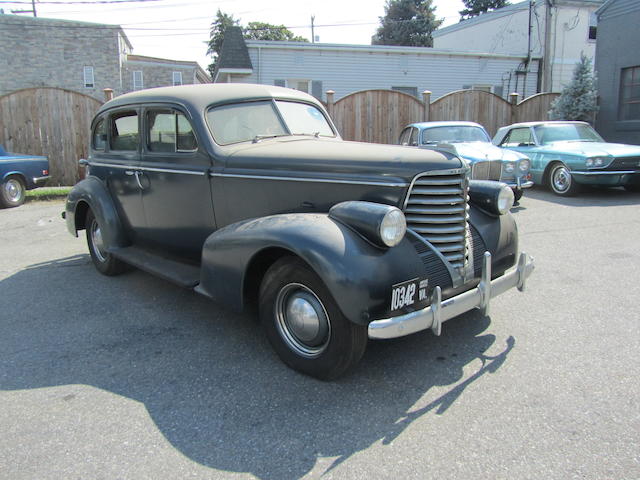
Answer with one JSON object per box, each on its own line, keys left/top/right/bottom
{"left": 138, "top": 106, "right": 216, "bottom": 260}
{"left": 91, "top": 109, "right": 145, "bottom": 240}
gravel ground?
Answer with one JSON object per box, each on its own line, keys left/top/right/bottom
{"left": 1, "top": 188, "right": 639, "bottom": 480}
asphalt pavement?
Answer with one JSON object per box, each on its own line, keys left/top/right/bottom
{"left": 1, "top": 188, "right": 639, "bottom": 480}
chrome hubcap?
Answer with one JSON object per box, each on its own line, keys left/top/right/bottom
{"left": 5, "top": 179, "right": 23, "bottom": 203}
{"left": 552, "top": 166, "right": 571, "bottom": 192}
{"left": 90, "top": 219, "right": 107, "bottom": 263}
{"left": 275, "top": 283, "right": 330, "bottom": 358}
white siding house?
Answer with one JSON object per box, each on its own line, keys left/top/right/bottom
{"left": 433, "top": 0, "right": 604, "bottom": 93}
{"left": 216, "top": 39, "right": 540, "bottom": 102}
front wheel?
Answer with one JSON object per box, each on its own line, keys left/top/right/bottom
{"left": 259, "top": 257, "right": 368, "bottom": 380}
{"left": 513, "top": 188, "right": 523, "bottom": 203}
{"left": 0, "top": 176, "right": 26, "bottom": 208}
{"left": 548, "top": 163, "right": 581, "bottom": 196}
{"left": 85, "top": 210, "right": 129, "bottom": 276}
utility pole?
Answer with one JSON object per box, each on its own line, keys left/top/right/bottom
{"left": 543, "top": 0, "right": 554, "bottom": 92}
{"left": 311, "top": 15, "right": 315, "bottom": 43}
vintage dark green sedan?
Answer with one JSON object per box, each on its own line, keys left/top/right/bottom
{"left": 64, "top": 84, "right": 534, "bottom": 379}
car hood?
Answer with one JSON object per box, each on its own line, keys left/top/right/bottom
{"left": 539, "top": 142, "right": 640, "bottom": 157}
{"left": 224, "top": 137, "right": 463, "bottom": 183}
{"left": 445, "top": 142, "right": 528, "bottom": 162}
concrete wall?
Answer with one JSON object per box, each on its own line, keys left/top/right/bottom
{"left": 0, "top": 14, "right": 125, "bottom": 101}
{"left": 595, "top": 0, "right": 640, "bottom": 144}
{"left": 239, "top": 42, "right": 539, "bottom": 102}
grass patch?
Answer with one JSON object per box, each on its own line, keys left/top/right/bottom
{"left": 26, "top": 187, "right": 72, "bottom": 201}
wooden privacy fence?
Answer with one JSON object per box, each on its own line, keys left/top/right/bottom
{"left": 327, "top": 89, "right": 560, "bottom": 145}
{"left": 0, "top": 87, "right": 102, "bottom": 185}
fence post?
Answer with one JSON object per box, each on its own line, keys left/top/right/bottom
{"left": 422, "top": 90, "right": 432, "bottom": 122}
{"left": 326, "top": 90, "right": 335, "bottom": 118}
{"left": 509, "top": 92, "right": 520, "bottom": 124}
{"left": 103, "top": 88, "right": 114, "bottom": 101}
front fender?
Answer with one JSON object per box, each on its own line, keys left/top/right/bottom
{"left": 65, "top": 176, "right": 128, "bottom": 249}
{"left": 199, "top": 213, "right": 437, "bottom": 325}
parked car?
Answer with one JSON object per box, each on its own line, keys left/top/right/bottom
{"left": 64, "top": 84, "right": 534, "bottom": 380}
{"left": 493, "top": 121, "right": 640, "bottom": 196}
{"left": 0, "top": 144, "right": 49, "bottom": 208}
{"left": 399, "top": 122, "right": 533, "bottom": 202}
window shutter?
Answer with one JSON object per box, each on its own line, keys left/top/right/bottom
{"left": 274, "top": 79, "right": 286, "bottom": 87}
{"left": 311, "top": 81, "right": 323, "bottom": 100}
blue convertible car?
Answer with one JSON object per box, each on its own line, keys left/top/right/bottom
{"left": 493, "top": 121, "right": 640, "bottom": 196}
{"left": 0, "top": 144, "right": 49, "bottom": 208}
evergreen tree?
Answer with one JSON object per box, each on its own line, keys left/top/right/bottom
{"left": 206, "top": 9, "right": 239, "bottom": 77}
{"left": 549, "top": 54, "right": 599, "bottom": 123}
{"left": 460, "top": 0, "right": 510, "bottom": 20}
{"left": 244, "top": 22, "right": 308, "bottom": 42}
{"left": 372, "top": 0, "right": 443, "bottom": 47}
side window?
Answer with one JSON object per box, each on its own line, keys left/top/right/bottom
{"left": 92, "top": 117, "right": 107, "bottom": 151}
{"left": 409, "top": 128, "right": 419, "bottom": 146}
{"left": 110, "top": 111, "right": 139, "bottom": 151}
{"left": 501, "top": 128, "right": 534, "bottom": 147}
{"left": 399, "top": 128, "right": 411, "bottom": 145}
{"left": 147, "top": 109, "right": 197, "bottom": 153}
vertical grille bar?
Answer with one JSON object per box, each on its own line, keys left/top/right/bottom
{"left": 403, "top": 169, "right": 470, "bottom": 270}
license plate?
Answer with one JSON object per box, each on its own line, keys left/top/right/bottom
{"left": 390, "top": 278, "right": 420, "bottom": 312}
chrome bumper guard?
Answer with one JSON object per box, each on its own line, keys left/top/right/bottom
{"left": 368, "top": 251, "right": 535, "bottom": 339}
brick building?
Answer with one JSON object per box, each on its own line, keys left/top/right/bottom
{"left": 0, "top": 13, "right": 209, "bottom": 100}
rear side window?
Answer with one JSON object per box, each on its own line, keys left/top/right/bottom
{"left": 92, "top": 118, "right": 107, "bottom": 151}
{"left": 147, "top": 110, "right": 197, "bottom": 152}
{"left": 110, "top": 111, "right": 139, "bottom": 151}
{"left": 501, "top": 128, "right": 534, "bottom": 147}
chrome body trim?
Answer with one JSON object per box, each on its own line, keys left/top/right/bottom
{"left": 88, "top": 162, "right": 205, "bottom": 176}
{"left": 506, "top": 180, "right": 534, "bottom": 189}
{"left": 571, "top": 170, "right": 638, "bottom": 176}
{"left": 367, "top": 251, "right": 535, "bottom": 339}
{"left": 209, "top": 172, "right": 408, "bottom": 187}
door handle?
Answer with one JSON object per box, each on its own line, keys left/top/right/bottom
{"left": 134, "top": 170, "right": 145, "bottom": 190}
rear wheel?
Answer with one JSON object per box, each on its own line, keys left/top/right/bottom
{"left": 85, "top": 210, "right": 128, "bottom": 276}
{"left": 0, "top": 176, "right": 26, "bottom": 208}
{"left": 548, "top": 162, "right": 581, "bottom": 196}
{"left": 259, "top": 257, "right": 368, "bottom": 380}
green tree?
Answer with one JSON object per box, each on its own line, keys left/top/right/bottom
{"left": 206, "top": 9, "right": 239, "bottom": 77}
{"left": 244, "top": 22, "right": 308, "bottom": 42}
{"left": 460, "top": 0, "right": 510, "bottom": 20}
{"left": 372, "top": 0, "right": 443, "bottom": 47}
{"left": 549, "top": 53, "right": 599, "bottom": 123}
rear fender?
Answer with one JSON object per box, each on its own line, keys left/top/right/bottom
{"left": 65, "top": 176, "right": 128, "bottom": 249}
{"left": 199, "top": 213, "right": 429, "bottom": 325}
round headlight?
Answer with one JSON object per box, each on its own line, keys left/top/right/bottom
{"left": 586, "top": 158, "right": 594, "bottom": 167}
{"left": 497, "top": 186, "right": 515, "bottom": 214}
{"left": 518, "top": 159, "right": 531, "bottom": 172}
{"left": 504, "top": 162, "right": 515, "bottom": 173}
{"left": 380, "top": 208, "right": 407, "bottom": 247}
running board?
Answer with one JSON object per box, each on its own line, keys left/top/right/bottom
{"left": 109, "top": 246, "right": 200, "bottom": 289}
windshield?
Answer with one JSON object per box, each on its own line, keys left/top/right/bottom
{"left": 534, "top": 124, "right": 603, "bottom": 144}
{"left": 421, "top": 126, "right": 490, "bottom": 144}
{"left": 206, "top": 100, "right": 335, "bottom": 145}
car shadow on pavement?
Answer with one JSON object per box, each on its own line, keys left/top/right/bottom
{"left": 524, "top": 185, "right": 640, "bottom": 207}
{"left": 0, "top": 255, "right": 515, "bottom": 480}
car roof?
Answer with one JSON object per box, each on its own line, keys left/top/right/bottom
{"left": 97, "top": 83, "right": 321, "bottom": 115}
{"left": 502, "top": 120, "right": 591, "bottom": 129}
{"left": 408, "top": 121, "right": 484, "bottom": 129}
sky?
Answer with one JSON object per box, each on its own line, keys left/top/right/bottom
{"left": 0, "top": 0, "right": 466, "bottom": 70}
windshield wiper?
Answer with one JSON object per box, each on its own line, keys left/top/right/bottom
{"left": 252, "top": 134, "right": 287, "bottom": 143}
{"left": 291, "top": 132, "right": 321, "bottom": 138}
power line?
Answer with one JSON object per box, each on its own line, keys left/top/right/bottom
{"left": 1, "top": 0, "right": 163, "bottom": 3}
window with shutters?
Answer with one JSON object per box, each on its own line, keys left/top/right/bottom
{"left": 133, "top": 71, "right": 144, "bottom": 90}
{"left": 84, "top": 66, "right": 94, "bottom": 88}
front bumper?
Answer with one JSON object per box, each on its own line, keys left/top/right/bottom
{"left": 368, "top": 251, "right": 535, "bottom": 339}
{"left": 505, "top": 178, "right": 533, "bottom": 190}
{"left": 570, "top": 170, "right": 640, "bottom": 187}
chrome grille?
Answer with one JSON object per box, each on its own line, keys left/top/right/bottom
{"left": 471, "top": 160, "right": 503, "bottom": 181}
{"left": 610, "top": 156, "right": 640, "bottom": 170}
{"left": 404, "top": 169, "right": 470, "bottom": 269}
